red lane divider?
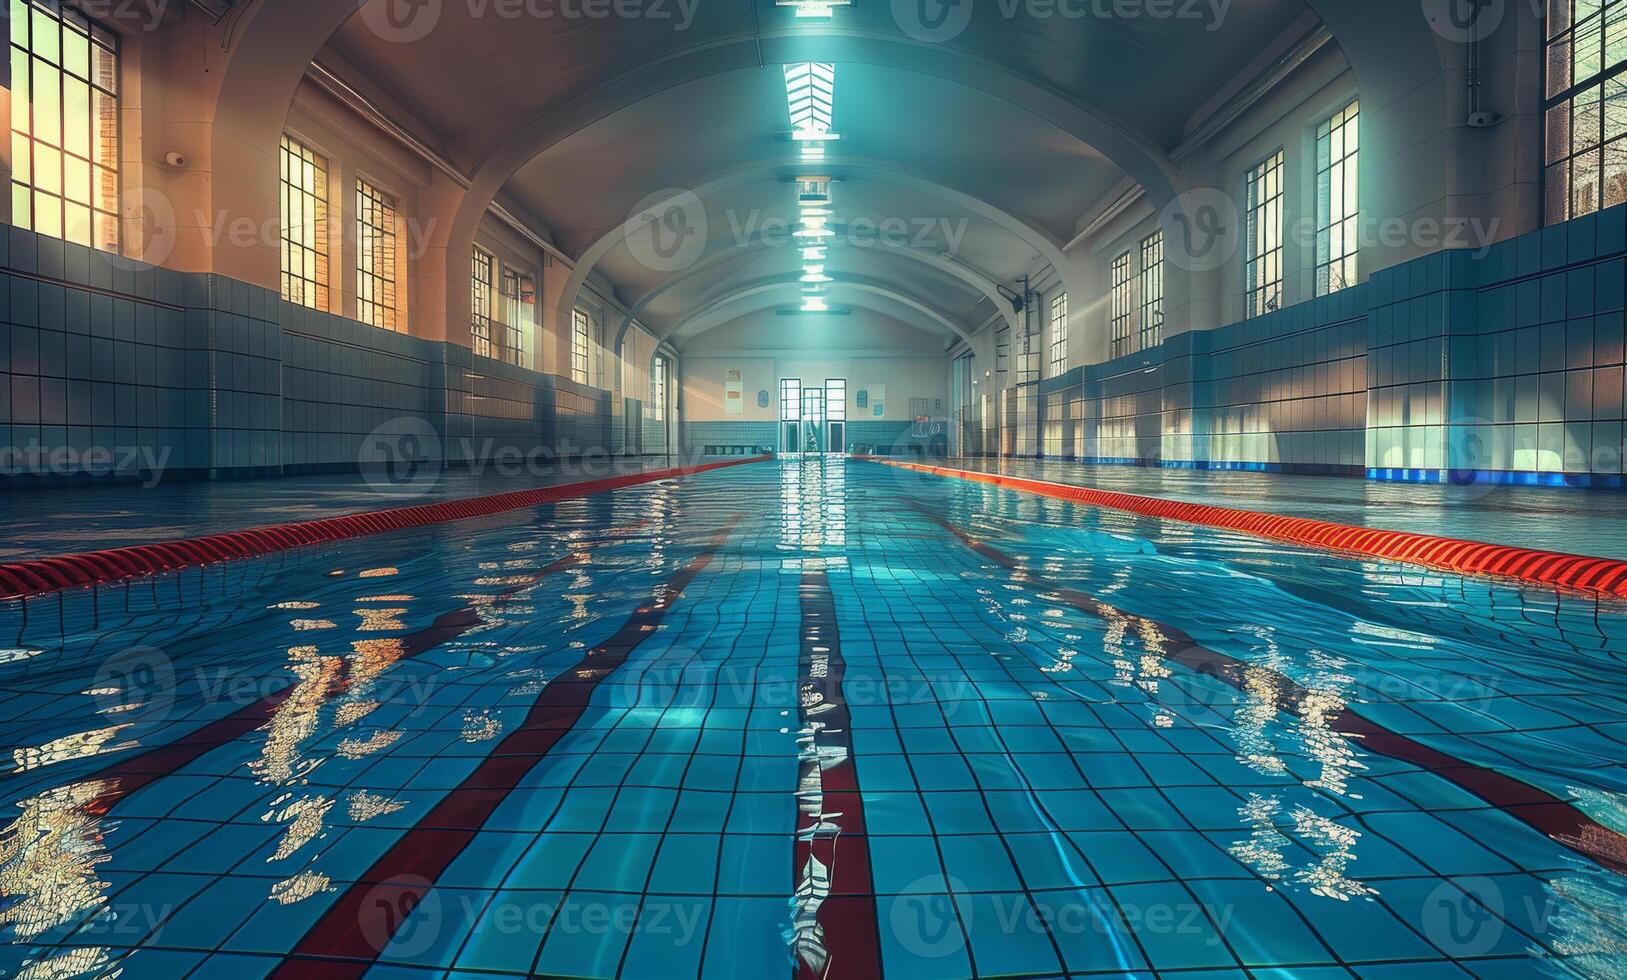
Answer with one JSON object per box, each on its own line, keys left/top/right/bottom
{"left": 272, "top": 518, "right": 740, "bottom": 977}
{"left": 81, "top": 543, "right": 609, "bottom": 818}
{"left": 0, "top": 456, "right": 772, "bottom": 601}
{"left": 868, "top": 459, "right": 1627, "bottom": 601}
{"left": 916, "top": 504, "right": 1627, "bottom": 877}
{"left": 792, "top": 564, "right": 882, "bottom": 980}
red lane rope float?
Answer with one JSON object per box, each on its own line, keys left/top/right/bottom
{"left": 0, "top": 456, "right": 773, "bottom": 601}
{"left": 867, "top": 459, "right": 1627, "bottom": 601}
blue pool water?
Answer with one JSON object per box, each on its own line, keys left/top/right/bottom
{"left": 1, "top": 458, "right": 1625, "bottom": 979}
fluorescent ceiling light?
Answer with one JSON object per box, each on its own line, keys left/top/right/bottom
{"left": 774, "top": 0, "right": 852, "bottom": 16}
{"left": 776, "top": 0, "right": 852, "bottom": 15}
{"left": 776, "top": 305, "right": 851, "bottom": 316}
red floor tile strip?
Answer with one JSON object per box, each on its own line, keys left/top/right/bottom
{"left": 82, "top": 540, "right": 621, "bottom": 817}
{"left": 792, "top": 565, "right": 882, "bottom": 980}
{"left": 270, "top": 518, "right": 739, "bottom": 978}
{"left": 919, "top": 506, "right": 1627, "bottom": 876}
{"left": 870, "top": 460, "right": 1627, "bottom": 601}
{"left": 0, "top": 456, "right": 771, "bottom": 601}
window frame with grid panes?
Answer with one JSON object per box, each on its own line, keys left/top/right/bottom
{"left": 1244, "top": 149, "right": 1285, "bottom": 317}
{"left": 1315, "top": 100, "right": 1360, "bottom": 296}
{"left": 825, "top": 378, "right": 847, "bottom": 421}
{"left": 355, "top": 177, "right": 402, "bottom": 331}
{"left": 470, "top": 247, "right": 495, "bottom": 359}
{"left": 1049, "top": 292, "right": 1068, "bottom": 376}
{"left": 281, "top": 136, "right": 332, "bottom": 311}
{"left": 500, "top": 266, "right": 535, "bottom": 368}
{"left": 571, "top": 307, "right": 592, "bottom": 385}
{"left": 9, "top": 0, "right": 122, "bottom": 252}
{"left": 1138, "top": 231, "right": 1164, "bottom": 351}
{"left": 1109, "top": 251, "right": 1134, "bottom": 359}
{"left": 1544, "top": 0, "right": 1627, "bottom": 223}
{"left": 651, "top": 355, "right": 668, "bottom": 421}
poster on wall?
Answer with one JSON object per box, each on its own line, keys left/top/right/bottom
{"left": 724, "top": 369, "right": 743, "bottom": 415}
{"left": 870, "top": 384, "right": 885, "bottom": 418}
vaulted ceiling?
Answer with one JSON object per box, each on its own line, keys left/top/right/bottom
{"left": 318, "top": 0, "right": 1317, "bottom": 350}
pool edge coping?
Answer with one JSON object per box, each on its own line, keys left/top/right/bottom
{"left": 861, "top": 457, "right": 1627, "bottom": 602}
{"left": 0, "top": 455, "right": 774, "bottom": 601}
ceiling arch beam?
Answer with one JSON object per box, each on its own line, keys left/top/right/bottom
{"left": 440, "top": 36, "right": 1178, "bottom": 334}
{"left": 557, "top": 157, "right": 1069, "bottom": 343}
{"left": 664, "top": 274, "right": 974, "bottom": 346}
{"left": 609, "top": 233, "right": 1019, "bottom": 350}
{"left": 1298, "top": 0, "right": 1447, "bottom": 108}
{"left": 205, "top": 5, "right": 1451, "bottom": 351}
{"left": 451, "top": 30, "right": 1183, "bottom": 201}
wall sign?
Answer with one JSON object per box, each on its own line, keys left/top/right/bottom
{"left": 724, "top": 369, "right": 743, "bottom": 415}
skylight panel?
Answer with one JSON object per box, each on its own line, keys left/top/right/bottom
{"left": 784, "top": 63, "right": 837, "bottom": 139}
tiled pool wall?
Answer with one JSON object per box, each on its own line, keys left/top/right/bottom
{"left": 8, "top": 204, "right": 1627, "bottom": 488}
{"left": 679, "top": 421, "right": 778, "bottom": 454}
{"left": 1025, "top": 205, "right": 1627, "bottom": 487}
{"left": 0, "top": 224, "right": 650, "bottom": 484}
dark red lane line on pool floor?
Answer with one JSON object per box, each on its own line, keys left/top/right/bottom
{"left": 870, "top": 459, "right": 1627, "bottom": 602}
{"left": 271, "top": 517, "right": 739, "bottom": 978}
{"left": 791, "top": 564, "right": 882, "bottom": 980}
{"left": 0, "top": 455, "right": 770, "bottom": 601}
{"left": 80, "top": 530, "right": 640, "bottom": 817}
{"left": 916, "top": 505, "right": 1627, "bottom": 877}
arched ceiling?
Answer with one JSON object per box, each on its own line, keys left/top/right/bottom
{"left": 314, "top": 0, "right": 1318, "bottom": 348}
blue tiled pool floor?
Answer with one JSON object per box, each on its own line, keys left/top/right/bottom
{"left": 0, "top": 459, "right": 1623, "bottom": 979}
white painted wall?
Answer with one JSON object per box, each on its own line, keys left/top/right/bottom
{"left": 682, "top": 354, "right": 947, "bottom": 422}
{"left": 679, "top": 311, "right": 951, "bottom": 422}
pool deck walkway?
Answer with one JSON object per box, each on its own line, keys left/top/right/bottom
{"left": 882, "top": 457, "right": 1627, "bottom": 560}
{"left": 0, "top": 456, "right": 701, "bottom": 561}
{"left": 3, "top": 454, "right": 1626, "bottom": 562}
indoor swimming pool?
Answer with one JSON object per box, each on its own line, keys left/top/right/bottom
{"left": 1, "top": 457, "right": 1625, "bottom": 979}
